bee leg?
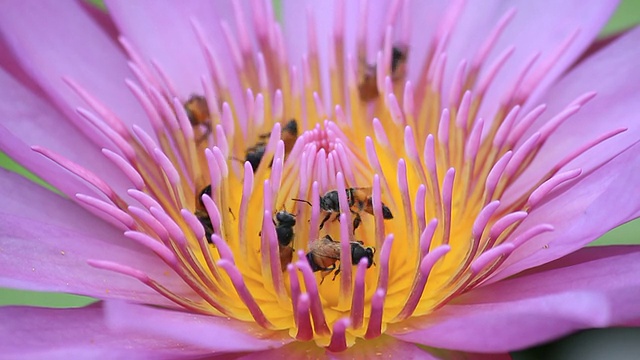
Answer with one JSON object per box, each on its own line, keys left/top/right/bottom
{"left": 332, "top": 265, "right": 342, "bottom": 281}
{"left": 319, "top": 212, "right": 332, "bottom": 230}
{"left": 351, "top": 211, "right": 362, "bottom": 234}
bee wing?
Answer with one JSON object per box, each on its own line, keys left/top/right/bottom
{"left": 309, "top": 237, "right": 341, "bottom": 260}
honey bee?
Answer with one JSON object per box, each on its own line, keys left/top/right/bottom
{"left": 306, "top": 235, "right": 375, "bottom": 283}
{"left": 194, "top": 184, "right": 214, "bottom": 243}
{"left": 184, "top": 95, "right": 212, "bottom": 143}
{"left": 294, "top": 187, "right": 393, "bottom": 232}
{"left": 358, "top": 45, "right": 409, "bottom": 101}
{"left": 244, "top": 118, "right": 299, "bottom": 171}
{"left": 274, "top": 210, "right": 296, "bottom": 271}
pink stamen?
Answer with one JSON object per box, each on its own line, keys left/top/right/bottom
{"left": 101, "top": 149, "right": 144, "bottom": 190}
{"left": 327, "top": 318, "right": 351, "bottom": 353}
{"left": 518, "top": 29, "right": 580, "bottom": 100}
{"left": 375, "top": 234, "right": 394, "bottom": 293}
{"left": 350, "top": 258, "right": 369, "bottom": 329}
{"left": 295, "top": 255, "right": 331, "bottom": 335}
{"left": 431, "top": 53, "right": 447, "bottom": 93}
{"left": 172, "top": 98, "right": 195, "bottom": 142}
{"left": 217, "top": 259, "right": 273, "bottom": 329}
{"left": 180, "top": 209, "right": 224, "bottom": 283}
{"left": 420, "top": 219, "right": 439, "bottom": 258}
{"left": 339, "top": 213, "right": 353, "bottom": 301}
{"left": 262, "top": 209, "right": 285, "bottom": 298}
{"left": 423, "top": 135, "right": 442, "bottom": 215}
{"left": 313, "top": 92, "right": 327, "bottom": 120}
{"left": 32, "top": 146, "right": 122, "bottom": 204}
{"left": 220, "top": 21, "right": 245, "bottom": 72}
{"left": 287, "top": 264, "right": 301, "bottom": 322}
{"left": 395, "top": 244, "right": 450, "bottom": 321}
{"left": 448, "top": 60, "right": 467, "bottom": 107}
{"left": 552, "top": 128, "right": 627, "bottom": 172}
{"left": 211, "top": 234, "right": 235, "bottom": 265}
{"left": 231, "top": 0, "right": 252, "bottom": 56}
{"left": 438, "top": 109, "right": 451, "bottom": 149}
{"left": 415, "top": 185, "right": 427, "bottom": 236}
{"left": 404, "top": 127, "right": 425, "bottom": 186}
{"left": 538, "top": 105, "right": 582, "bottom": 141}
{"left": 127, "top": 188, "right": 162, "bottom": 210}
{"left": 124, "top": 230, "right": 177, "bottom": 266}
{"left": 127, "top": 206, "right": 169, "bottom": 242}
{"left": 215, "top": 125, "right": 229, "bottom": 158}
{"left": 334, "top": 143, "right": 357, "bottom": 186}
{"left": 254, "top": 93, "right": 265, "bottom": 129}
{"left": 201, "top": 195, "right": 222, "bottom": 238}
{"left": 528, "top": 169, "right": 582, "bottom": 208}
{"left": 464, "top": 118, "right": 484, "bottom": 162}
{"left": 364, "top": 288, "right": 386, "bottom": 339}
{"left": 295, "top": 293, "right": 313, "bottom": 341}
{"left": 308, "top": 181, "right": 321, "bottom": 243}
{"left": 336, "top": 172, "right": 353, "bottom": 234}
{"left": 471, "top": 8, "right": 516, "bottom": 69}
{"left": 500, "top": 52, "right": 540, "bottom": 107}
{"left": 125, "top": 79, "right": 164, "bottom": 134}
{"left": 476, "top": 46, "right": 515, "bottom": 96}
{"left": 512, "top": 224, "right": 555, "bottom": 249}
{"left": 372, "top": 118, "right": 391, "bottom": 148}
{"left": 238, "top": 162, "right": 254, "bottom": 249}
{"left": 472, "top": 201, "right": 501, "bottom": 243}
{"left": 484, "top": 151, "right": 513, "bottom": 203}
{"left": 372, "top": 175, "right": 386, "bottom": 251}
{"left": 258, "top": 53, "right": 269, "bottom": 94}
{"left": 441, "top": 168, "right": 455, "bottom": 245}
{"left": 471, "top": 243, "right": 515, "bottom": 274}
{"left": 503, "top": 133, "right": 541, "bottom": 180}
{"left": 507, "top": 104, "right": 547, "bottom": 147}
{"left": 149, "top": 207, "right": 186, "bottom": 247}
{"left": 148, "top": 84, "right": 179, "bottom": 132}
{"left": 273, "top": 90, "right": 283, "bottom": 122}
{"left": 149, "top": 60, "right": 179, "bottom": 99}
{"left": 404, "top": 83, "right": 415, "bottom": 120}
{"left": 63, "top": 77, "right": 129, "bottom": 138}
{"left": 397, "top": 160, "right": 414, "bottom": 241}
{"left": 488, "top": 211, "right": 528, "bottom": 243}
{"left": 271, "top": 143, "right": 284, "bottom": 197}
{"left": 493, "top": 105, "right": 520, "bottom": 149}
{"left": 75, "top": 108, "right": 135, "bottom": 161}
{"left": 75, "top": 193, "right": 134, "bottom": 229}
{"left": 119, "top": 36, "right": 154, "bottom": 83}
{"left": 315, "top": 149, "right": 328, "bottom": 192}
{"left": 388, "top": 93, "right": 404, "bottom": 126}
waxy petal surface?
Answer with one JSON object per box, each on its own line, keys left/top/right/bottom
{"left": 390, "top": 246, "right": 640, "bottom": 352}
{"left": 0, "top": 170, "right": 189, "bottom": 306}
{"left": 0, "top": 302, "right": 210, "bottom": 359}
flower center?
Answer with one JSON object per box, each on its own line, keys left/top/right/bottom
{"left": 36, "top": 2, "right": 624, "bottom": 352}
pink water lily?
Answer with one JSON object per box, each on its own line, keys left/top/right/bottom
{"left": 1, "top": 0, "right": 640, "bottom": 358}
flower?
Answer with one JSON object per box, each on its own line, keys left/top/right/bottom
{"left": 1, "top": 0, "right": 640, "bottom": 358}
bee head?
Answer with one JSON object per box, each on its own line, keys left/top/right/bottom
{"left": 275, "top": 211, "right": 296, "bottom": 227}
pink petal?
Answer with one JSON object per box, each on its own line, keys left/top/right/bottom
{"left": 237, "top": 335, "right": 511, "bottom": 360}
{"left": 494, "top": 140, "right": 640, "bottom": 281}
{"left": 0, "top": 170, "right": 189, "bottom": 306}
{"left": 105, "top": 0, "right": 234, "bottom": 98}
{"left": 0, "top": 302, "right": 211, "bottom": 359}
{"left": 510, "top": 26, "right": 640, "bottom": 196}
{"left": 447, "top": 0, "right": 617, "bottom": 117}
{"left": 0, "top": 1, "right": 150, "bottom": 133}
{"left": 105, "top": 301, "right": 292, "bottom": 353}
{"left": 390, "top": 246, "right": 640, "bottom": 352}
{"left": 78, "top": 0, "right": 119, "bottom": 41}
{"left": 0, "top": 67, "right": 131, "bottom": 200}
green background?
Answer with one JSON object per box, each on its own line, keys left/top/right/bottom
{"left": 1, "top": 0, "right": 640, "bottom": 358}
